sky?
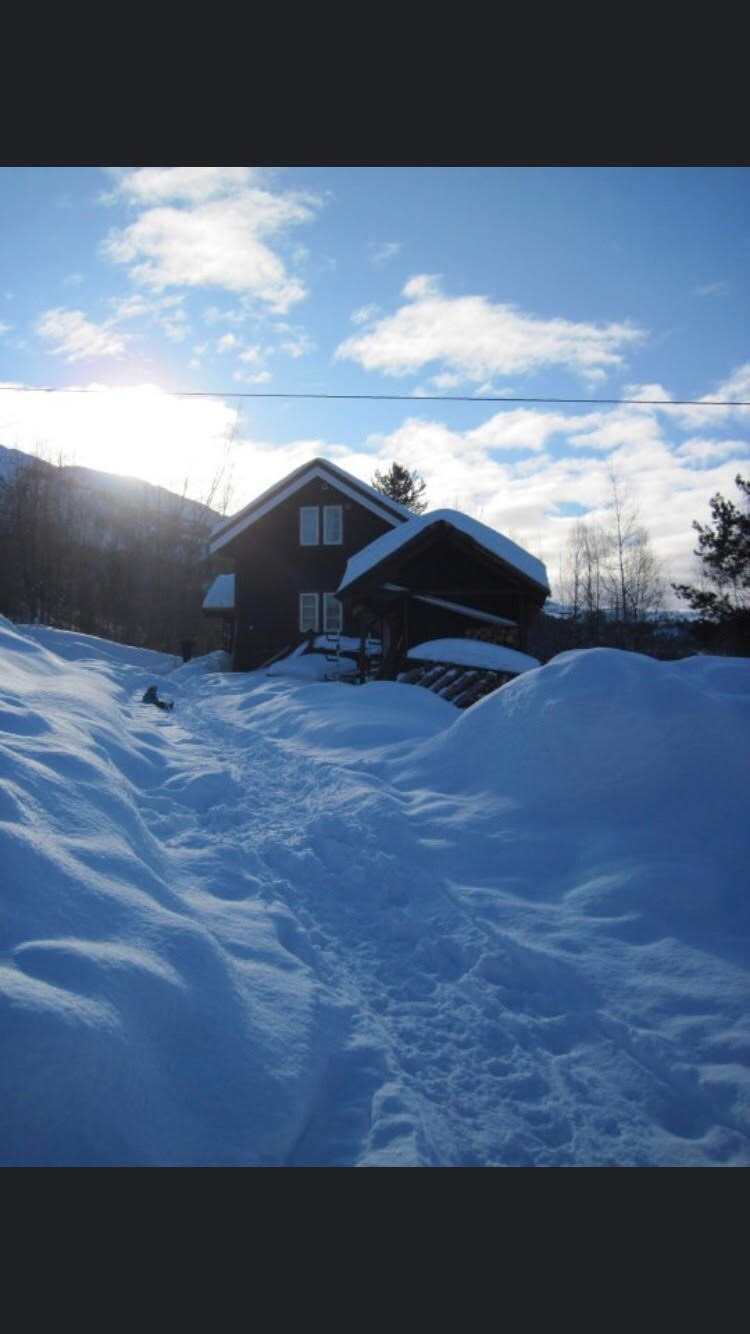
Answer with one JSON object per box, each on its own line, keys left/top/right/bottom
{"left": 1, "top": 165, "right": 748, "bottom": 598}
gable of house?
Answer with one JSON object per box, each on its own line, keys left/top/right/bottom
{"left": 210, "top": 457, "right": 411, "bottom": 554}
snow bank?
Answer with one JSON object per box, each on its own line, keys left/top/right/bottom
{"left": 0, "top": 619, "right": 337, "bottom": 1165}
{"left": 399, "top": 648, "right": 749, "bottom": 821}
{"left": 17, "top": 622, "right": 178, "bottom": 673}
{"left": 236, "top": 678, "right": 456, "bottom": 761}
{"left": 164, "top": 650, "right": 232, "bottom": 684}
{"left": 2, "top": 621, "right": 748, "bottom": 1167}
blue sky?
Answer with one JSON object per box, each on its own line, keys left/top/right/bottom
{"left": 1, "top": 166, "right": 748, "bottom": 595}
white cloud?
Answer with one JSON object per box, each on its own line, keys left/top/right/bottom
{"left": 161, "top": 310, "right": 190, "bottom": 342}
{"left": 671, "top": 361, "right": 750, "bottom": 431}
{"left": 102, "top": 168, "right": 322, "bottom": 313}
{"left": 36, "top": 308, "right": 128, "bottom": 362}
{"left": 217, "top": 333, "right": 240, "bottom": 353}
{"left": 467, "top": 408, "right": 585, "bottom": 452}
{"left": 109, "top": 293, "right": 190, "bottom": 344}
{"left": 62, "top": 272, "right": 85, "bottom": 287}
{"left": 705, "top": 362, "right": 750, "bottom": 407}
{"left": 430, "top": 372, "right": 464, "bottom": 391}
{"left": 109, "top": 166, "right": 259, "bottom": 206}
{"left": 676, "top": 437, "right": 747, "bottom": 463}
{"left": 351, "top": 304, "right": 381, "bottom": 327}
{"left": 565, "top": 404, "right": 667, "bottom": 453}
{"left": 0, "top": 322, "right": 11, "bottom": 337}
{"left": 623, "top": 382, "right": 674, "bottom": 403}
{"left": 238, "top": 344, "right": 264, "bottom": 364}
{"left": 233, "top": 369, "right": 272, "bottom": 385}
{"left": 111, "top": 295, "right": 150, "bottom": 320}
{"left": 280, "top": 334, "right": 315, "bottom": 358}
{"left": 336, "top": 276, "right": 644, "bottom": 384}
{"left": 203, "top": 305, "right": 248, "bottom": 326}
{"left": 369, "top": 241, "right": 402, "bottom": 268}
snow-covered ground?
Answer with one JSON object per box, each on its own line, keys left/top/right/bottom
{"left": 1, "top": 616, "right": 748, "bottom": 1167}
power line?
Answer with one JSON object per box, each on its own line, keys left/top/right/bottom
{"left": 0, "top": 385, "right": 747, "bottom": 407}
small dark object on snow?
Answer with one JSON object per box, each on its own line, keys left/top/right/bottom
{"left": 142, "top": 685, "right": 173, "bottom": 711}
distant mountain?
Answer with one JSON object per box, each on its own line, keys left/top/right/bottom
{"left": 0, "top": 443, "right": 221, "bottom": 529}
{"left": 0, "top": 444, "right": 225, "bottom": 653}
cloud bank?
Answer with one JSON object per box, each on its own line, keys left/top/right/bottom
{"left": 102, "top": 167, "right": 321, "bottom": 313}
{"left": 336, "top": 276, "right": 644, "bottom": 386}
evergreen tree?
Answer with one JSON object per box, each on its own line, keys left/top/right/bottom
{"left": 371, "top": 462, "right": 428, "bottom": 514}
{"left": 672, "top": 475, "right": 750, "bottom": 653}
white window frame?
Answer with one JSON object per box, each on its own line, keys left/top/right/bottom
{"left": 323, "top": 593, "right": 343, "bottom": 634}
{"left": 299, "top": 593, "right": 319, "bottom": 633}
{"left": 299, "top": 506, "right": 319, "bottom": 545}
{"left": 323, "top": 505, "right": 343, "bottom": 545}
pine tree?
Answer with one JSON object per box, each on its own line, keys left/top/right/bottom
{"left": 371, "top": 462, "right": 428, "bottom": 514}
{"left": 672, "top": 475, "right": 750, "bottom": 653}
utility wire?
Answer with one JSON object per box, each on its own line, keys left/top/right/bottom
{"left": 0, "top": 385, "right": 746, "bottom": 407}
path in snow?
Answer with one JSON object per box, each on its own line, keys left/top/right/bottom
{"left": 4, "top": 625, "right": 747, "bottom": 1167}
{"left": 128, "top": 665, "right": 749, "bottom": 1167}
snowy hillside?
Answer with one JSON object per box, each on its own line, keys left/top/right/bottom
{"left": 1, "top": 617, "right": 748, "bottom": 1166}
{"left": 0, "top": 442, "right": 219, "bottom": 528}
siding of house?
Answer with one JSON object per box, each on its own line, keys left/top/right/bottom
{"left": 229, "top": 476, "right": 397, "bottom": 669}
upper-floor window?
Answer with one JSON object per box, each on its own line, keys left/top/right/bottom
{"left": 299, "top": 504, "right": 343, "bottom": 545}
{"left": 323, "top": 505, "right": 343, "bottom": 545}
{"left": 300, "top": 507, "right": 319, "bottom": 545}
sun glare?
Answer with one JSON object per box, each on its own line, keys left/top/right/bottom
{"left": 0, "top": 383, "right": 239, "bottom": 505}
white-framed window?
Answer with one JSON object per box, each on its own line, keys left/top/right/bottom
{"left": 323, "top": 593, "right": 343, "bottom": 634}
{"left": 299, "top": 507, "right": 319, "bottom": 545}
{"left": 323, "top": 505, "right": 343, "bottom": 545}
{"left": 299, "top": 593, "right": 319, "bottom": 632}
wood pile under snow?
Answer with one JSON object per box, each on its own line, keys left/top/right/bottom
{"left": 398, "top": 638, "right": 540, "bottom": 708}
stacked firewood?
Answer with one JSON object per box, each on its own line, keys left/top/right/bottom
{"left": 397, "top": 659, "right": 514, "bottom": 708}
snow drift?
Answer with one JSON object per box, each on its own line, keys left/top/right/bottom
{"left": 1, "top": 617, "right": 748, "bottom": 1166}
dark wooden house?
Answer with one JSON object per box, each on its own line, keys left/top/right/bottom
{"left": 207, "top": 458, "right": 411, "bottom": 670}
{"left": 205, "top": 459, "right": 550, "bottom": 675}
{"left": 336, "top": 508, "right": 550, "bottom": 677}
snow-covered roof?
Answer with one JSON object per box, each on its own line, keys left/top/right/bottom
{"left": 210, "top": 458, "right": 411, "bottom": 554}
{"left": 338, "top": 509, "right": 550, "bottom": 595}
{"left": 407, "top": 639, "right": 540, "bottom": 675}
{"left": 202, "top": 573, "right": 235, "bottom": 611}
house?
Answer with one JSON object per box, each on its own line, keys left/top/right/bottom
{"left": 205, "top": 458, "right": 412, "bottom": 670}
{"left": 204, "top": 457, "right": 550, "bottom": 675}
